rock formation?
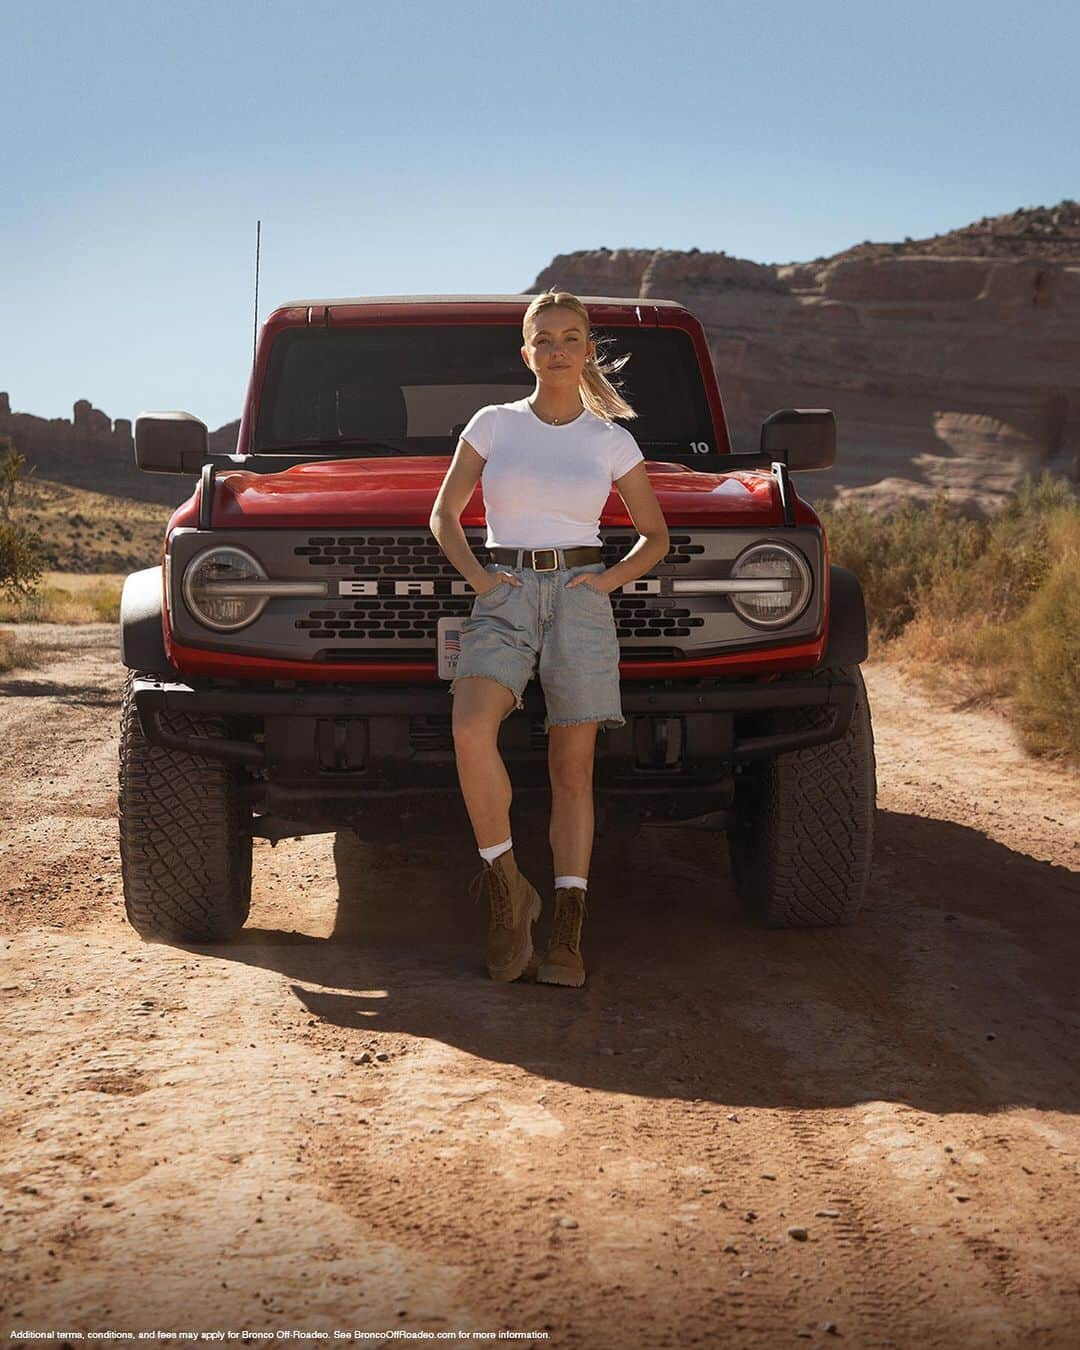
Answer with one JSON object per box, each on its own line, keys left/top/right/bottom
{"left": 0, "top": 398, "right": 237, "bottom": 508}
{"left": 532, "top": 200, "right": 1080, "bottom": 513}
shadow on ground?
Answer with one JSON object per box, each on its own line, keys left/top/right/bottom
{"left": 175, "top": 805, "right": 1080, "bottom": 1117}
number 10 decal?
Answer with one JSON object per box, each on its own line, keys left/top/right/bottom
{"left": 690, "top": 442, "right": 711, "bottom": 454}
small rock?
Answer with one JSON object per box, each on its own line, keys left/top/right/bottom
{"left": 727, "top": 1113, "right": 740, "bottom": 1122}
{"left": 823, "top": 1322, "right": 839, "bottom": 1335}
{"left": 740, "top": 1269, "right": 752, "bottom": 1279}
{"left": 744, "top": 1211, "right": 757, "bottom": 1223}
{"left": 986, "top": 1033, "right": 996, "bottom": 1041}
{"left": 559, "top": 1217, "right": 579, "bottom": 1229}
{"left": 761, "top": 1172, "right": 777, "bottom": 1180}
{"left": 597, "top": 1047, "right": 615, "bottom": 1056}
{"left": 722, "top": 1243, "right": 738, "bottom": 1254}
{"left": 354, "top": 1052, "right": 372, "bottom": 1064}
{"left": 815, "top": 1209, "right": 840, "bottom": 1218}
{"left": 375, "top": 1052, "right": 389, "bottom": 1062}
{"left": 787, "top": 1226, "right": 808, "bottom": 1241}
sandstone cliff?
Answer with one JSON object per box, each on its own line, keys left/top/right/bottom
{"left": 532, "top": 200, "right": 1080, "bottom": 513}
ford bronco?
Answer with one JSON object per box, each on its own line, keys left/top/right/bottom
{"left": 118, "top": 294, "right": 875, "bottom": 942}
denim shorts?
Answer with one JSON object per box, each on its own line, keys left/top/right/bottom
{"left": 448, "top": 560, "right": 624, "bottom": 733}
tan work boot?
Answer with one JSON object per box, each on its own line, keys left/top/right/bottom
{"left": 537, "top": 886, "right": 587, "bottom": 987}
{"left": 468, "top": 848, "right": 542, "bottom": 982}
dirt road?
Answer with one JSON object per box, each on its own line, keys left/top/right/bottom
{"left": 2, "top": 626, "right": 1078, "bottom": 1348}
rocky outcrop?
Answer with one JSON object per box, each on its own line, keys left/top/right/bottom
{"left": 0, "top": 397, "right": 237, "bottom": 508}
{"left": 533, "top": 201, "right": 1080, "bottom": 514}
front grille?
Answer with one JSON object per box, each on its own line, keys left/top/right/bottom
{"left": 295, "top": 533, "right": 447, "bottom": 574}
{"left": 296, "top": 598, "right": 448, "bottom": 640}
{"left": 168, "top": 525, "right": 825, "bottom": 662}
{"left": 291, "top": 532, "right": 710, "bottom": 644}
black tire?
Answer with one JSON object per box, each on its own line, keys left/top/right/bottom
{"left": 118, "top": 670, "right": 253, "bottom": 942}
{"left": 728, "top": 664, "right": 876, "bottom": 928}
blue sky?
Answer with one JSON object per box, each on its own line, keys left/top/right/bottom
{"left": 3, "top": 0, "right": 1077, "bottom": 431}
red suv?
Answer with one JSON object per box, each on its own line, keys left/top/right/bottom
{"left": 119, "top": 294, "right": 875, "bottom": 942}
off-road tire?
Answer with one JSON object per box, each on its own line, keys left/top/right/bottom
{"left": 118, "top": 669, "right": 253, "bottom": 942}
{"left": 728, "top": 664, "right": 876, "bottom": 927}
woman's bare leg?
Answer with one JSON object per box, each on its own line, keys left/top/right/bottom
{"left": 451, "top": 676, "right": 518, "bottom": 847}
{"left": 547, "top": 722, "right": 599, "bottom": 877}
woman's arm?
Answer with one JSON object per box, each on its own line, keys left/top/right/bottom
{"left": 429, "top": 439, "right": 494, "bottom": 594}
{"left": 568, "top": 462, "right": 670, "bottom": 595}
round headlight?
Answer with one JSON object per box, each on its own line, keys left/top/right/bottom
{"left": 730, "top": 542, "right": 812, "bottom": 628}
{"left": 182, "top": 546, "right": 269, "bottom": 631}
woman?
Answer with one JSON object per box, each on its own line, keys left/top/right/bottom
{"left": 429, "top": 289, "right": 670, "bottom": 987}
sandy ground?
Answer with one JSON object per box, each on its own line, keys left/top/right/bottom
{"left": 1, "top": 624, "right": 1078, "bottom": 1348}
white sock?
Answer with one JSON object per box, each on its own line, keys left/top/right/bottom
{"left": 555, "top": 875, "right": 588, "bottom": 891}
{"left": 479, "top": 837, "right": 513, "bottom": 864}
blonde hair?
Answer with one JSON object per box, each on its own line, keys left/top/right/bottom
{"left": 522, "top": 289, "right": 638, "bottom": 421}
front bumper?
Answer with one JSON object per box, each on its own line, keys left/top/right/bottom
{"left": 133, "top": 671, "right": 856, "bottom": 795}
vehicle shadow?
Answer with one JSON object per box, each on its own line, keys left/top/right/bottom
{"left": 0, "top": 677, "right": 120, "bottom": 706}
{"left": 211, "top": 804, "right": 1080, "bottom": 1117}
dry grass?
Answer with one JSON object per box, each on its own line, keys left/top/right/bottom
{"left": 821, "top": 475, "right": 1080, "bottom": 764}
{"left": 0, "top": 572, "right": 125, "bottom": 624}
{"left": 14, "top": 475, "right": 169, "bottom": 573}
{"left": 0, "top": 627, "right": 42, "bottom": 673}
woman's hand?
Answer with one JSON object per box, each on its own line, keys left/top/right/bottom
{"left": 477, "top": 570, "right": 522, "bottom": 596}
{"left": 564, "top": 572, "right": 612, "bottom": 595}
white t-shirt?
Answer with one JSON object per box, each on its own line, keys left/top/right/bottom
{"left": 460, "top": 397, "right": 645, "bottom": 549}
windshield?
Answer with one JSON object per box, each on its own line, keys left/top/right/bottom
{"left": 253, "top": 323, "right": 718, "bottom": 457}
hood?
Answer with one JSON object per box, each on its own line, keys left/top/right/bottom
{"left": 206, "top": 456, "right": 800, "bottom": 529}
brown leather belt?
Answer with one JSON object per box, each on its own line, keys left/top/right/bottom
{"left": 488, "top": 546, "right": 602, "bottom": 571}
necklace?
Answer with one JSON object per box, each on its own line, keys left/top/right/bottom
{"left": 529, "top": 398, "right": 584, "bottom": 426}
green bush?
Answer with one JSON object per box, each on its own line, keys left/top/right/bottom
{"left": 0, "top": 441, "right": 44, "bottom": 602}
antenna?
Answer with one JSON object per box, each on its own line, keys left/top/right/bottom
{"left": 252, "top": 219, "right": 262, "bottom": 372}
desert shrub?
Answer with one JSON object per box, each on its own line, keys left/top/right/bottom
{"left": 825, "top": 473, "right": 1079, "bottom": 762}
{"left": 1005, "top": 507, "right": 1080, "bottom": 759}
{"left": 0, "top": 442, "right": 45, "bottom": 602}
{"left": 0, "top": 626, "right": 46, "bottom": 673}
{"left": 817, "top": 494, "right": 983, "bottom": 639}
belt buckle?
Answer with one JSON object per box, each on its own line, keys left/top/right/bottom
{"left": 531, "top": 548, "right": 558, "bottom": 572}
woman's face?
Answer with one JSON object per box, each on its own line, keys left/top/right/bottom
{"left": 521, "top": 306, "right": 596, "bottom": 387}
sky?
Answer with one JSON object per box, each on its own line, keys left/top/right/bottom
{"left": 3, "top": 0, "right": 1078, "bottom": 432}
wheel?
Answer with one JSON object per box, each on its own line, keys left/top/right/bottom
{"left": 728, "top": 664, "right": 876, "bottom": 927}
{"left": 118, "top": 670, "right": 253, "bottom": 942}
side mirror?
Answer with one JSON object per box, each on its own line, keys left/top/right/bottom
{"left": 134, "top": 411, "right": 209, "bottom": 474}
{"left": 759, "top": 409, "right": 836, "bottom": 471}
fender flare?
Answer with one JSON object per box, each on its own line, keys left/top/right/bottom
{"left": 821, "top": 565, "right": 869, "bottom": 667}
{"left": 120, "top": 566, "right": 175, "bottom": 676}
